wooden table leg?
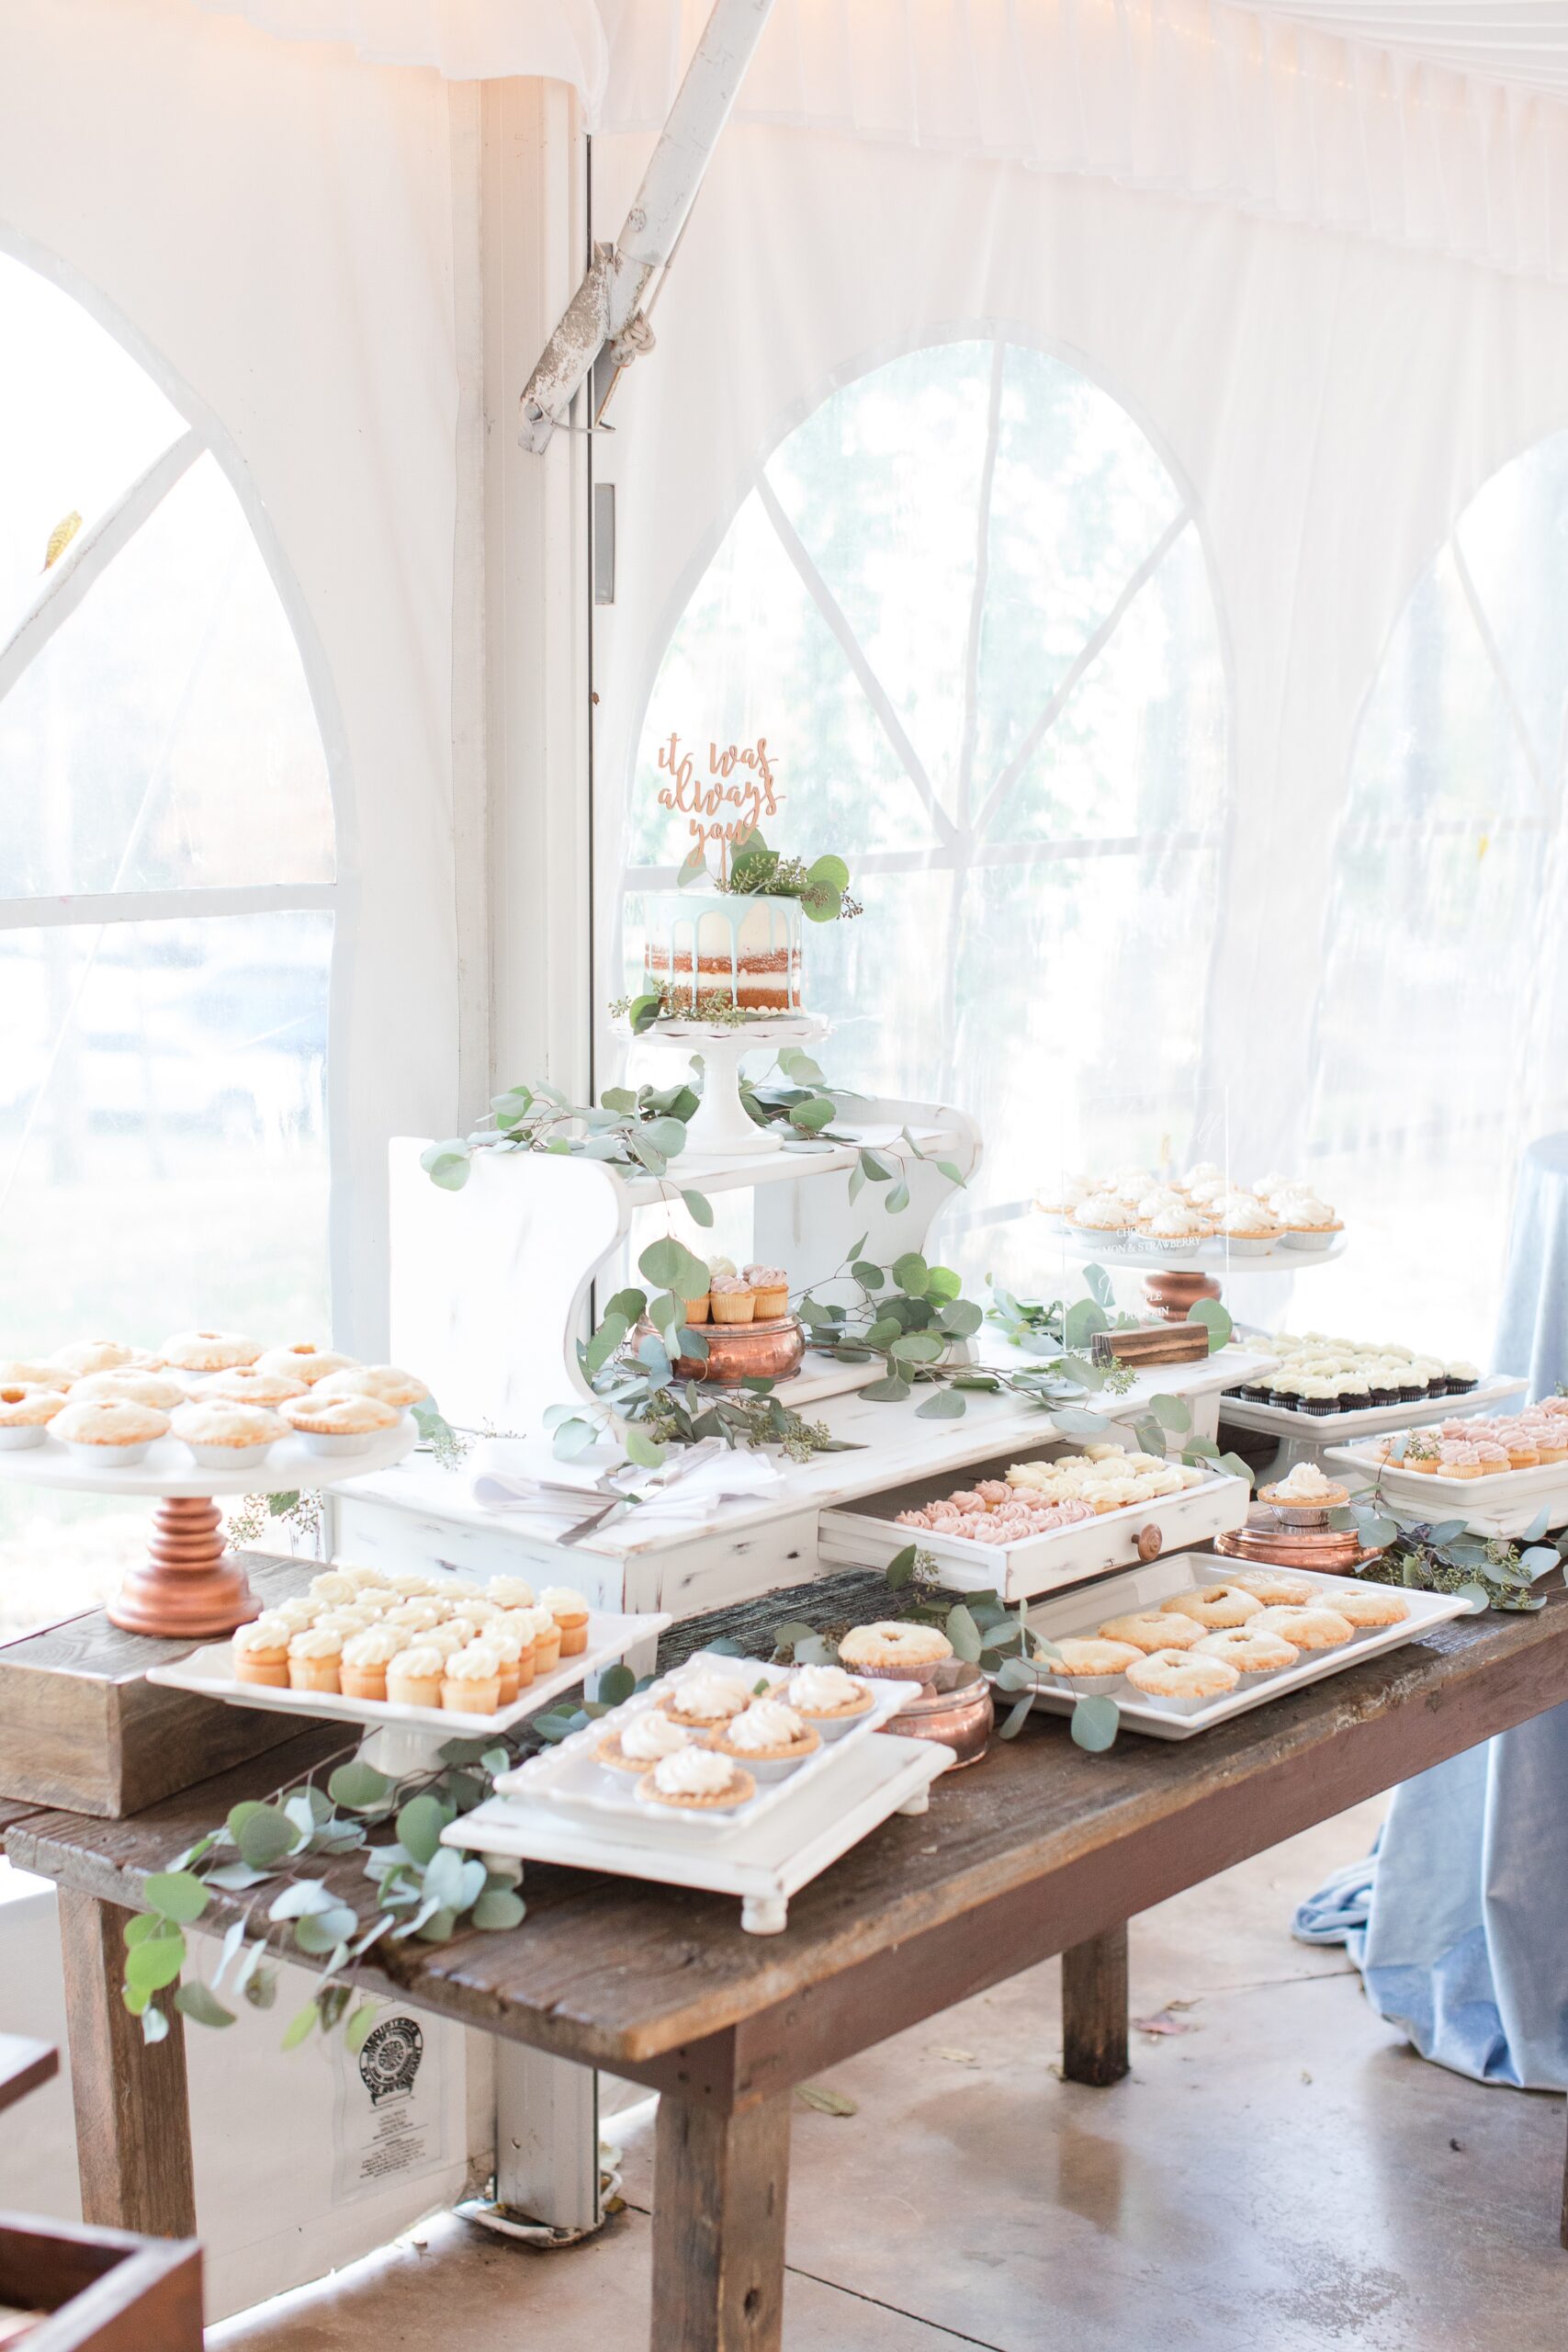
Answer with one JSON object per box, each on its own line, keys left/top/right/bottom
{"left": 1561, "top": 2098, "right": 1567, "bottom": 2250}
{"left": 651, "top": 2090, "right": 792, "bottom": 2352}
{"left": 56, "top": 1888, "right": 197, "bottom": 2238}
{"left": 1062, "top": 1921, "right": 1130, "bottom": 2086}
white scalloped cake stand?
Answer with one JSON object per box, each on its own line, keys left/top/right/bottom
{"left": 0, "top": 1420, "right": 417, "bottom": 1638}
{"left": 637, "top": 1014, "right": 829, "bottom": 1157}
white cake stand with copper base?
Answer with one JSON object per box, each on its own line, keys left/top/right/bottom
{"left": 0, "top": 1422, "right": 418, "bottom": 1638}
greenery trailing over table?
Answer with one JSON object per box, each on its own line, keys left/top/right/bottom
{"left": 119, "top": 1735, "right": 535, "bottom": 2051}
{"left": 1331, "top": 1467, "right": 1566, "bottom": 1612}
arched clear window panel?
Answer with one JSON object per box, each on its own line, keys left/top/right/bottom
{"left": 618, "top": 338, "right": 1229, "bottom": 1291}
{"left": 0, "top": 254, "right": 335, "bottom": 1633}
{"left": 1306, "top": 431, "right": 1568, "bottom": 1355}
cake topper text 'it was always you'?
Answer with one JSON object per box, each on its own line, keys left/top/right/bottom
{"left": 657, "top": 732, "right": 782, "bottom": 854}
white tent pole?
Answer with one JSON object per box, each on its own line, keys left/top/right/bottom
{"left": 517, "top": 0, "right": 776, "bottom": 453}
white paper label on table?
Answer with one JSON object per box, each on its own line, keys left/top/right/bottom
{"left": 330, "top": 2008, "right": 463, "bottom": 2203}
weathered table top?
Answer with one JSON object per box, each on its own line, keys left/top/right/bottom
{"left": 11, "top": 1592, "right": 1568, "bottom": 2083}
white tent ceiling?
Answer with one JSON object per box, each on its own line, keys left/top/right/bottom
{"left": 199, "top": 0, "right": 1568, "bottom": 103}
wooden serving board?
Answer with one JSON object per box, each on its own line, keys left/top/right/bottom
{"left": 0, "top": 1552, "right": 321, "bottom": 1819}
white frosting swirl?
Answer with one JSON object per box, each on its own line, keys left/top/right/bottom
{"left": 725, "top": 1700, "right": 806, "bottom": 1753}
{"left": 664, "top": 1671, "right": 748, "bottom": 1721}
{"left": 788, "top": 1665, "right": 864, "bottom": 1712}
{"left": 650, "top": 1749, "right": 738, "bottom": 1797}
{"left": 618, "top": 1711, "right": 691, "bottom": 1762}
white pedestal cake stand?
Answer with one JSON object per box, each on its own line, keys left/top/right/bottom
{"left": 0, "top": 1421, "right": 418, "bottom": 1638}
{"left": 1048, "top": 1228, "right": 1348, "bottom": 1323}
{"left": 637, "top": 1014, "right": 829, "bottom": 1157}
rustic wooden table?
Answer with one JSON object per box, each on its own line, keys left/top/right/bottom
{"left": 9, "top": 1595, "right": 1568, "bottom": 2351}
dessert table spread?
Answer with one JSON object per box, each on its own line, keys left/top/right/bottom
{"left": 10, "top": 1586, "right": 1568, "bottom": 2350}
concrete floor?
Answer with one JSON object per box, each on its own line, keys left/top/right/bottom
{"left": 214, "top": 1797, "right": 1568, "bottom": 2351}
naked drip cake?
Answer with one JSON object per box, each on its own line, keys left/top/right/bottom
{"left": 643, "top": 890, "right": 803, "bottom": 1014}
{"left": 637, "top": 829, "right": 857, "bottom": 1023}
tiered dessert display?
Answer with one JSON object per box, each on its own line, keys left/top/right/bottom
{"left": 1038, "top": 1162, "right": 1348, "bottom": 1322}
{"left": 0, "top": 1334, "right": 423, "bottom": 1636}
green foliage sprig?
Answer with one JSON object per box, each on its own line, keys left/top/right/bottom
{"left": 681, "top": 829, "right": 861, "bottom": 922}
{"left": 1330, "top": 1464, "right": 1565, "bottom": 1611}
{"left": 421, "top": 1077, "right": 701, "bottom": 1194}
{"left": 225, "top": 1489, "right": 322, "bottom": 1552}
{"left": 988, "top": 1265, "right": 1235, "bottom": 1362}
{"left": 120, "top": 1736, "right": 528, "bottom": 2052}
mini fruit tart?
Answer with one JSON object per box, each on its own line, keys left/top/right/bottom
{"left": 311, "top": 1363, "right": 429, "bottom": 1408}
{"left": 159, "top": 1329, "right": 263, "bottom": 1374}
{"left": 637, "top": 1748, "right": 756, "bottom": 1812}
{"left": 711, "top": 1698, "right": 819, "bottom": 1780}
{"left": 254, "top": 1343, "right": 360, "bottom": 1386}
{"left": 171, "top": 1398, "right": 284, "bottom": 1470}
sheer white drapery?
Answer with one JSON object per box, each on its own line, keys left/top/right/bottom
{"left": 192, "top": 0, "right": 609, "bottom": 91}
{"left": 187, "top": 0, "right": 1568, "bottom": 285}
{"left": 589, "top": 120, "right": 1568, "bottom": 1351}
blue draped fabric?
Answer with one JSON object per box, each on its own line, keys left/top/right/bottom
{"left": 1293, "top": 1133, "right": 1568, "bottom": 2089}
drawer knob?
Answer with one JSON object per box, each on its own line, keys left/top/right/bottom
{"left": 1135, "top": 1523, "right": 1163, "bottom": 1562}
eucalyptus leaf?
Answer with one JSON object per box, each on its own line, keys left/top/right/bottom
{"left": 1149, "top": 1393, "right": 1193, "bottom": 1433}
{"left": 1456, "top": 1583, "right": 1493, "bottom": 1615}
{"left": 141, "top": 2002, "right": 171, "bottom": 2044}
{"left": 626, "top": 1426, "right": 668, "bottom": 1469}
{"left": 552, "top": 1416, "right": 599, "bottom": 1461}
{"left": 996, "top": 1657, "right": 1038, "bottom": 1691}
{"left": 175, "top": 1981, "right": 236, "bottom": 2029}
{"left": 1186, "top": 1298, "right": 1234, "bottom": 1351}
{"left": 126, "top": 1934, "right": 186, "bottom": 1993}
{"left": 915, "top": 1388, "right": 966, "bottom": 1419}
{"left": 211, "top": 1917, "right": 247, "bottom": 1990}
{"left": 345, "top": 2003, "right": 379, "bottom": 2054}
{"left": 268, "top": 1879, "right": 344, "bottom": 1921}
{"left": 886, "top": 1544, "right": 918, "bottom": 1589}
{"left": 892, "top": 1251, "right": 930, "bottom": 1294}
{"left": 144, "top": 1871, "right": 209, "bottom": 1925}
{"left": 203, "top": 1860, "right": 275, "bottom": 1893}
{"left": 280, "top": 2002, "right": 318, "bottom": 2051}
{"left": 946, "top": 1605, "right": 983, "bottom": 1664}
{"left": 236, "top": 1806, "right": 299, "bottom": 1869}
{"left": 681, "top": 1188, "right": 715, "bottom": 1228}
{"left": 997, "top": 1694, "right": 1036, "bottom": 1740}
{"left": 638, "top": 1236, "right": 710, "bottom": 1299}
{"left": 423, "top": 1848, "right": 487, "bottom": 1914}
{"left": 293, "top": 1906, "right": 360, "bottom": 1955}
{"left": 886, "top": 1180, "right": 911, "bottom": 1215}
{"left": 1071, "top": 1695, "right": 1121, "bottom": 1752}
{"left": 328, "top": 1761, "right": 393, "bottom": 1813}
{"left": 861, "top": 1375, "right": 912, "bottom": 1403}
{"left": 473, "top": 1889, "right": 527, "bottom": 1931}
{"left": 396, "top": 1793, "right": 452, "bottom": 1867}
{"left": 891, "top": 1332, "right": 945, "bottom": 1364}
{"left": 937, "top": 1299, "right": 983, "bottom": 1338}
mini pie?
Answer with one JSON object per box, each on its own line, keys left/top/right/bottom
{"left": 1044, "top": 1636, "right": 1140, "bottom": 1679}
{"left": 204, "top": 1366, "right": 309, "bottom": 1407}
{"left": 1329, "top": 1584, "right": 1412, "bottom": 1629}
{"left": 160, "top": 1329, "right": 263, "bottom": 1374}
{"left": 1249, "top": 1604, "right": 1354, "bottom": 1651}
{"left": 0, "top": 1358, "right": 73, "bottom": 1390}
{"left": 312, "top": 1364, "right": 429, "bottom": 1408}
{"left": 1098, "top": 1611, "right": 1204, "bottom": 1654}
{"left": 638, "top": 1748, "right": 755, "bottom": 1810}
{"left": 49, "top": 1339, "right": 135, "bottom": 1376}
{"left": 172, "top": 1400, "right": 284, "bottom": 1451}
{"left": 1166, "top": 1584, "right": 1263, "bottom": 1631}
{"left": 1225, "top": 1570, "right": 1322, "bottom": 1608}
{"left": 786, "top": 1664, "right": 874, "bottom": 1722}
{"left": 1126, "top": 1647, "right": 1240, "bottom": 1701}
{"left": 71, "top": 1369, "right": 187, "bottom": 1409}
{"left": 52, "top": 1397, "right": 169, "bottom": 1449}
{"left": 254, "top": 1343, "right": 360, "bottom": 1385}
{"left": 280, "top": 1393, "right": 400, "bottom": 1438}
{"left": 0, "top": 1382, "right": 65, "bottom": 1429}
{"left": 1193, "top": 1626, "right": 1299, "bottom": 1673}
{"left": 838, "top": 1621, "right": 953, "bottom": 1682}
{"left": 714, "top": 1699, "right": 819, "bottom": 1765}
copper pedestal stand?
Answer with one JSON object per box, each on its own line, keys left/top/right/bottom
{"left": 1143, "top": 1267, "right": 1224, "bottom": 1325}
{"left": 106, "top": 1497, "right": 261, "bottom": 1637}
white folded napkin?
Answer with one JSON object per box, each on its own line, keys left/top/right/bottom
{"left": 469, "top": 1434, "right": 782, "bottom": 1538}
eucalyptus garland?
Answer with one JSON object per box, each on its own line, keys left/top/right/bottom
{"left": 1331, "top": 1470, "right": 1566, "bottom": 1612}
{"left": 119, "top": 1734, "right": 530, "bottom": 2051}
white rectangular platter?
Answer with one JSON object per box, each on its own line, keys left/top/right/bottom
{"left": 1218, "top": 1374, "right": 1524, "bottom": 1442}
{"left": 147, "top": 1609, "right": 670, "bottom": 1737}
{"left": 818, "top": 1447, "right": 1249, "bottom": 1600}
{"left": 491, "top": 1651, "right": 919, "bottom": 1836}
{"left": 446, "top": 1730, "right": 950, "bottom": 1934}
{"left": 1010, "top": 1554, "right": 1468, "bottom": 1741}
{"left": 1323, "top": 1442, "right": 1568, "bottom": 1536}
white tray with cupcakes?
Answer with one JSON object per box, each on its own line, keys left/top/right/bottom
{"left": 1325, "top": 1403, "right": 1568, "bottom": 1533}
{"left": 1001, "top": 1552, "right": 1468, "bottom": 1742}
{"left": 488, "top": 1643, "right": 927, "bottom": 1834}
{"left": 818, "top": 1442, "right": 1249, "bottom": 1600}
{"left": 149, "top": 1562, "right": 671, "bottom": 1769}
{"left": 1039, "top": 1162, "right": 1348, "bottom": 1270}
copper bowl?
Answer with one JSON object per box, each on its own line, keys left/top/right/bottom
{"left": 671, "top": 1315, "right": 806, "bottom": 1387}
{"left": 881, "top": 1661, "right": 992, "bottom": 1768}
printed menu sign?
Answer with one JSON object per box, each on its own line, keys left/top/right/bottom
{"left": 332, "top": 2015, "right": 454, "bottom": 2201}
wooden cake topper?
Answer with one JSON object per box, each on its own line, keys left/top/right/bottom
{"left": 657, "top": 730, "right": 784, "bottom": 872}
